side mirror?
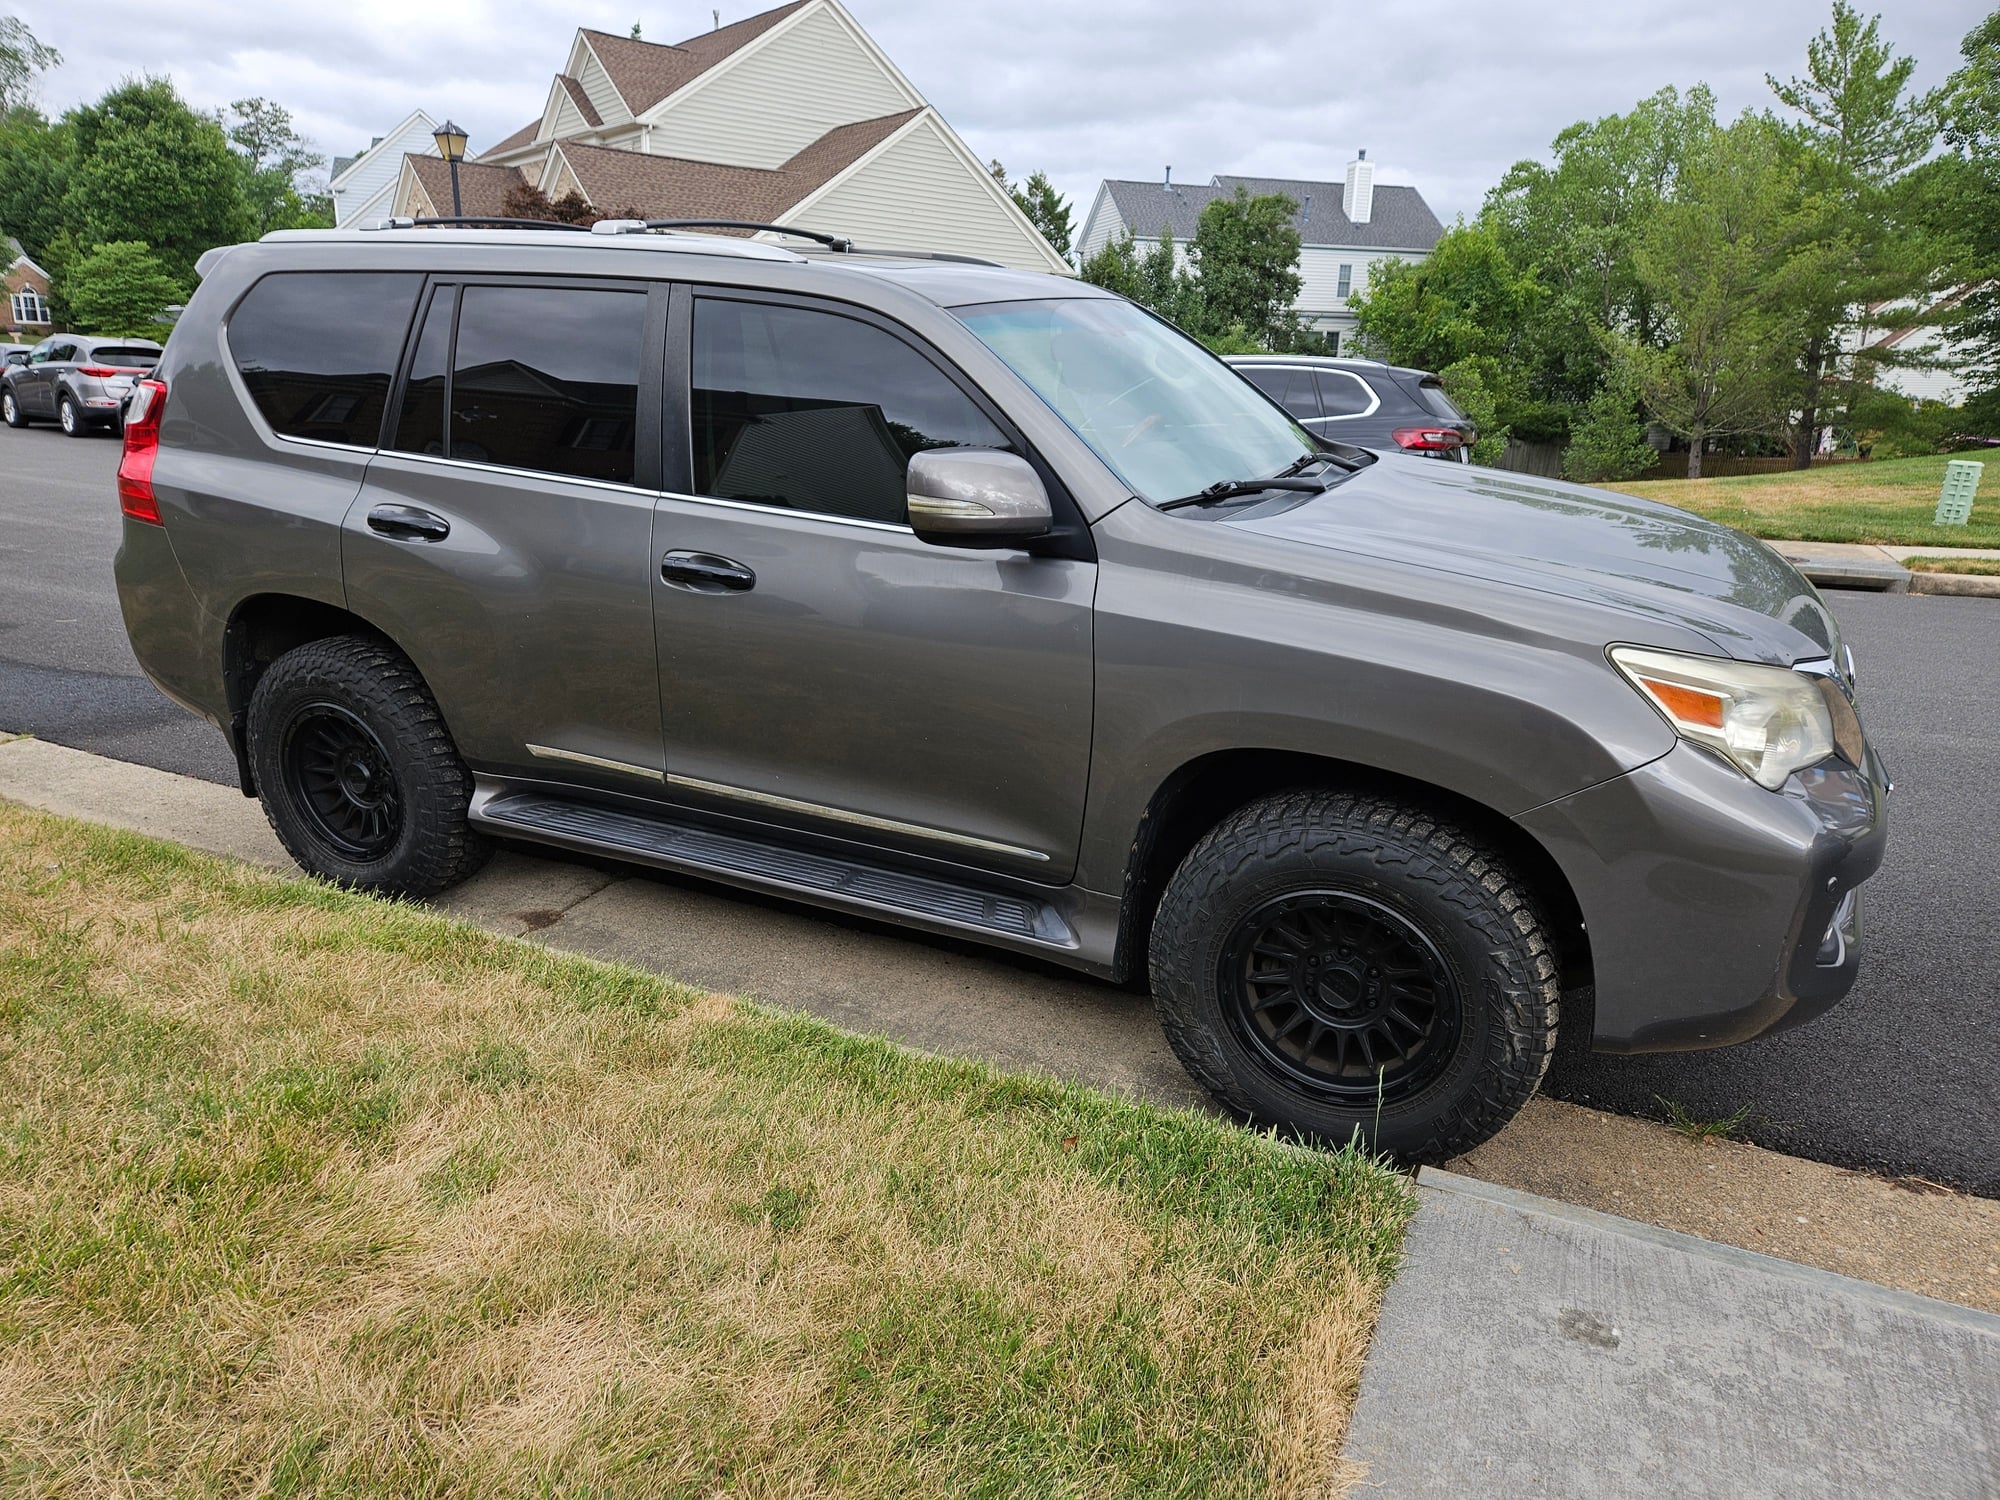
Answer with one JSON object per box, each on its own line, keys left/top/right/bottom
{"left": 907, "top": 449, "right": 1052, "bottom": 544}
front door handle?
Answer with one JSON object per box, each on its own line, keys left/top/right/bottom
{"left": 367, "top": 503, "right": 451, "bottom": 542}
{"left": 661, "top": 551, "right": 755, "bottom": 592}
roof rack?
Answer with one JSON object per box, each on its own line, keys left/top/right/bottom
{"left": 366, "top": 216, "right": 594, "bottom": 232}
{"left": 592, "top": 218, "right": 854, "bottom": 251}
{"left": 357, "top": 215, "right": 1003, "bottom": 269}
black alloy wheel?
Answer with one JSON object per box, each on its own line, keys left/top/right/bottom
{"left": 281, "top": 702, "right": 404, "bottom": 860}
{"left": 1221, "top": 889, "right": 1460, "bottom": 1104}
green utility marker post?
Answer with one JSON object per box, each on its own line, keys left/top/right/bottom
{"left": 1936, "top": 460, "right": 1982, "bottom": 526}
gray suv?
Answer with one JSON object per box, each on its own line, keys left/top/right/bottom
{"left": 114, "top": 223, "right": 1889, "bottom": 1161}
{"left": 3, "top": 332, "right": 162, "bottom": 435}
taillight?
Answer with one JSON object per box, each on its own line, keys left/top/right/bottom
{"left": 118, "top": 378, "right": 167, "bottom": 526}
{"left": 1391, "top": 427, "right": 1466, "bottom": 452}
{"left": 77, "top": 365, "right": 122, "bottom": 378}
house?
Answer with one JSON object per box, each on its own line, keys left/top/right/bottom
{"left": 1842, "top": 285, "right": 1985, "bottom": 407}
{"left": 1076, "top": 153, "right": 1444, "bottom": 352}
{"left": 390, "top": 1, "right": 1068, "bottom": 274}
{"left": 4, "top": 241, "right": 54, "bottom": 338}
{"left": 329, "top": 109, "right": 442, "bottom": 227}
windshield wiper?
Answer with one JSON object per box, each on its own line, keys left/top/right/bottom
{"left": 1157, "top": 459, "right": 1338, "bottom": 512}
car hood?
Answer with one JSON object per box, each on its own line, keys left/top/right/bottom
{"left": 1222, "top": 456, "right": 1841, "bottom": 666}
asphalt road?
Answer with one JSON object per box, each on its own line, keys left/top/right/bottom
{"left": 3, "top": 423, "right": 1996, "bottom": 1193}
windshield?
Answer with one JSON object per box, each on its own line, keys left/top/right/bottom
{"left": 954, "top": 297, "right": 1314, "bottom": 504}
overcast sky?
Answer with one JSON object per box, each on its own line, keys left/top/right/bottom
{"left": 28, "top": 0, "right": 1977, "bottom": 226}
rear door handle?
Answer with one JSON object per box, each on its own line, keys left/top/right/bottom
{"left": 366, "top": 503, "right": 451, "bottom": 542}
{"left": 661, "top": 551, "right": 755, "bottom": 592}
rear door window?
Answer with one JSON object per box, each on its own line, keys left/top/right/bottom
{"left": 229, "top": 271, "right": 423, "bottom": 446}
{"left": 1315, "top": 369, "right": 1378, "bottom": 418}
{"left": 1241, "top": 366, "right": 1321, "bottom": 419}
{"left": 691, "top": 296, "right": 1009, "bottom": 524}
{"left": 446, "top": 284, "right": 645, "bottom": 483}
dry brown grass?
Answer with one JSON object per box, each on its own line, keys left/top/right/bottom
{"left": 0, "top": 805, "right": 1412, "bottom": 1497}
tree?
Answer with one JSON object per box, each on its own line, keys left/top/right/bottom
{"left": 1622, "top": 115, "right": 1798, "bottom": 477}
{"left": 1078, "top": 230, "right": 1198, "bottom": 327}
{"left": 1438, "top": 358, "right": 1510, "bottom": 465}
{"left": 986, "top": 162, "right": 1075, "bottom": 260}
{"left": 499, "top": 181, "right": 639, "bottom": 226}
{"left": 62, "top": 240, "right": 182, "bottom": 335}
{"left": 1562, "top": 373, "right": 1659, "bottom": 482}
{"left": 0, "top": 109, "right": 71, "bottom": 264}
{"left": 1765, "top": 2, "right": 1943, "bottom": 466}
{"left": 1188, "top": 187, "right": 1305, "bottom": 348}
{"left": 62, "top": 78, "right": 255, "bottom": 285}
{"left": 1914, "top": 10, "right": 2000, "bottom": 404}
{"left": 227, "top": 98, "right": 330, "bottom": 234}
{"left": 0, "top": 15, "right": 58, "bottom": 113}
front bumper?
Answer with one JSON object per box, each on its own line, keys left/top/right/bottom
{"left": 1518, "top": 738, "right": 1890, "bottom": 1052}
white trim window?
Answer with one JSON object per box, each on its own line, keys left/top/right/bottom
{"left": 11, "top": 288, "right": 50, "bottom": 326}
{"left": 1336, "top": 264, "right": 1353, "bottom": 300}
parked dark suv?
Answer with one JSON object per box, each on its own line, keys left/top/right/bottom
{"left": 114, "top": 222, "right": 1888, "bottom": 1161}
{"left": 1227, "top": 354, "right": 1477, "bottom": 461}
{"left": 3, "top": 333, "right": 162, "bottom": 435}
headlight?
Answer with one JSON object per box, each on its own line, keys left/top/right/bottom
{"left": 1610, "top": 646, "right": 1840, "bottom": 790}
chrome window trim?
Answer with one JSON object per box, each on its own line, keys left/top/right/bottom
{"left": 656, "top": 488, "right": 915, "bottom": 535}
{"left": 371, "top": 447, "right": 656, "bottom": 498}
{"left": 526, "top": 743, "right": 665, "bottom": 781}
{"left": 664, "top": 771, "right": 1049, "bottom": 862}
{"left": 1312, "top": 368, "right": 1381, "bottom": 422}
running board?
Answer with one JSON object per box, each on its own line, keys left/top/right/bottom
{"left": 473, "top": 790, "right": 1077, "bottom": 948}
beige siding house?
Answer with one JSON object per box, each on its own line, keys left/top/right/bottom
{"left": 391, "top": 0, "right": 1067, "bottom": 274}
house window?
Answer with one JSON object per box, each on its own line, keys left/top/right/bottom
{"left": 1336, "top": 264, "right": 1353, "bottom": 300}
{"left": 1326, "top": 331, "right": 1341, "bottom": 356}
{"left": 11, "top": 289, "right": 49, "bottom": 326}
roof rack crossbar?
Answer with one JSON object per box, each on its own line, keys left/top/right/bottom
{"left": 611, "top": 218, "right": 854, "bottom": 252}
{"left": 841, "top": 247, "right": 1005, "bottom": 268}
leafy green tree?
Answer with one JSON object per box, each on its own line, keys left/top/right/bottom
{"left": 1078, "top": 230, "right": 1200, "bottom": 327}
{"left": 1622, "top": 115, "right": 1798, "bottom": 477}
{"left": 1188, "top": 187, "right": 1305, "bottom": 348}
{"left": 1765, "top": 2, "right": 1943, "bottom": 466}
{"left": 1562, "top": 373, "right": 1659, "bottom": 482}
{"left": 1010, "top": 170, "right": 1072, "bottom": 259}
{"left": 227, "top": 97, "right": 330, "bottom": 234}
{"left": 1912, "top": 10, "right": 2000, "bottom": 403}
{"left": 62, "top": 78, "right": 256, "bottom": 285}
{"left": 0, "top": 15, "right": 58, "bottom": 113}
{"left": 62, "top": 239, "right": 182, "bottom": 335}
{"left": 1438, "top": 358, "right": 1510, "bottom": 465}
{"left": 0, "top": 109, "right": 71, "bottom": 264}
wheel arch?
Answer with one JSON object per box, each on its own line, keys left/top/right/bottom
{"left": 1111, "top": 747, "right": 1591, "bottom": 995}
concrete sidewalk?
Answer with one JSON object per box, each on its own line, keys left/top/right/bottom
{"left": 1343, "top": 1169, "right": 2000, "bottom": 1498}
{"left": 1771, "top": 540, "right": 2000, "bottom": 595}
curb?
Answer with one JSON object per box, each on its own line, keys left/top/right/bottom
{"left": 1909, "top": 570, "right": 2000, "bottom": 598}
{"left": 1416, "top": 1166, "right": 2000, "bottom": 1336}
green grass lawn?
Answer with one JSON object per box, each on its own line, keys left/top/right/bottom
{"left": 1604, "top": 455, "right": 2000, "bottom": 549}
{"left": 0, "top": 805, "right": 1413, "bottom": 1499}
{"left": 1904, "top": 555, "right": 2000, "bottom": 576}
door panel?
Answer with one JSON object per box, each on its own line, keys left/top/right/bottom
{"left": 341, "top": 277, "right": 667, "bottom": 791}
{"left": 650, "top": 497, "right": 1095, "bottom": 878}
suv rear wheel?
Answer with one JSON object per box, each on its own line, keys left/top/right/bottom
{"left": 57, "top": 393, "right": 85, "bottom": 437}
{"left": 1149, "top": 790, "right": 1558, "bottom": 1162}
{"left": 246, "top": 635, "right": 490, "bottom": 897}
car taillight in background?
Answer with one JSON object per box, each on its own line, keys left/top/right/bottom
{"left": 118, "top": 378, "right": 167, "bottom": 526}
{"left": 76, "top": 365, "right": 124, "bottom": 378}
{"left": 1391, "top": 427, "right": 1467, "bottom": 454}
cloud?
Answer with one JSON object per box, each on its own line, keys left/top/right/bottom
{"left": 30, "top": 0, "right": 1970, "bottom": 221}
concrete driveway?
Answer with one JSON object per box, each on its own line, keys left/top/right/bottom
{"left": 3, "top": 423, "right": 1995, "bottom": 1193}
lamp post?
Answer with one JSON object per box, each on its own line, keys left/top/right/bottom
{"left": 432, "top": 119, "right": 468, "bottom": 217}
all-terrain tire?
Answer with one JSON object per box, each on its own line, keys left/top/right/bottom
{"left": 246, "top": 634, "right": 490, "bottom": 897}
{"left": 1149, "top": 790, "right": 1558, "bottom": 1162}
{"left": 2, "top": 389, "right": 28, "bottom": 427}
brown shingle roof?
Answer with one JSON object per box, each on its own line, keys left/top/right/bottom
{"left": 579, "top": 2, "right": 810, "bottom": 116}
{"left": 479, "top": 118, "right": 543, "bottom": 160}
{"left": 552, "top": 109, "right": 919, "bottom": 223}
{"left": 405, "top": 154, "right": 527, "bottom": 218}
{"left": 554, "top": 74, "right": 602, "bottom": 128}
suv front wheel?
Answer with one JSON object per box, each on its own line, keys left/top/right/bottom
{"left": 246, "top": 635, "right": 490, "bottom": 897}
{"left": 2, "top": 389, "right": 28, "bottom": 427}
{"left": 1149, "top": 790, "right": 1558, "bottom": 1162}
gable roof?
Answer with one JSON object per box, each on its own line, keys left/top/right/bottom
{"left": 330, "top": 108, "right": 437, "bottom": 191}
{"left": 555, "top": 74, "right": 603, "bottom": 129}
{"left": 405, "top": 155, "right": 527, "bottom": 219}
{"left": 550, "top": 108, "right": 920, "bottom": 223}
{"left": 1100, "top": 175, "right": 1444, "bottom": 252}
{"left": 579, "top": 3, "right": 810, "bottom": 117}
{"left": 480, "top": 118, "right": 543, "bottom": 160}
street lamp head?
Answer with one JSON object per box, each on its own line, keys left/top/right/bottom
{"left": 432, "top": 120, "right": 469, "bottom": 163}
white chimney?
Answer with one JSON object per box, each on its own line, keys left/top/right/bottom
{"left": 1345, "top": 149, "right": 1374, "bottom": 226}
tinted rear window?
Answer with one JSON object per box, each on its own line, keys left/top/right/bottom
{"left": 1415, "top": 379, "right": 1467, "bottom": 422}
{"left": 90, "top": 347, "right": 160, "bottom": 367}
{"left": 228, "top": 271, "right": 423, "bottom": 446}
{"left": 1316, "top": 369, "right": 1377, "bottom": 418}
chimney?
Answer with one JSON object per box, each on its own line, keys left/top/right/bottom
{"left": 1163, "top": 165, "right": 1172, "bottom": 192}
{"left": 1345, "top": 148, "right": 1374, "bottom": 226}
